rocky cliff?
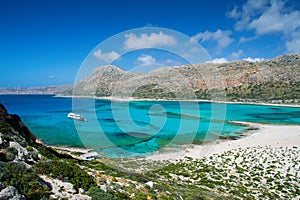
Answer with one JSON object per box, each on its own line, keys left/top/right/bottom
{"left": 59, "top": 54, "right": 300, "bottom": 103}
{"left": 0, "top": 103, "right": 95, "bottom": 199}
{"left": 0, "top": 103, "right": 37, "bottom": 162}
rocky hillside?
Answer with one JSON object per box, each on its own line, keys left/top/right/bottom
{"left": 0, "top": 103, "right": 240, "bottom": 199}
{"left": 0, "top": 103, "right": 299, "bottom": 199}
{"left": 58, "top": 54, "right": 300, "bottom": 104}
{"left": 0, "top": 103, "right": 95, "bottom": 199}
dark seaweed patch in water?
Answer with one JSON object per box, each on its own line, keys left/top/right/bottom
{"left": 129, "top": 103, "right": 153, "bottom": 111}
{"left": 117, "top": 119, "right": 160, "bottom": 130}
{"left": 122, "top": 137, "right": 154, "bottom": 147}
{"left": 115, "top": 132, "right": 128, "bottom": 137}
{"left": 269, "top": 107, "right": 281, "bottom": 110}
{"left": 248, "top": 111, "right": 300, "bottom": 121}
{"left": 148, "top": 111, "right": 201, "bottom": 120}
{"left": 132, "top": 120, "right": 161, "bottom": 129}
{"left": 115, "top": 132, "right": 152, "bottom": 138}
{"left": 133, "top": 120, "right": 150, "bottom": 126}
{"left": 101, "top": 118, "right": 116, "bottom": 123}
{"left": 98, "top": 108, "right": 112, "bottom": 112}
{"left": 118, "top": 138, "right": 159, "bottom": 154}
{"left": 126, "top": 132, "right": 152, "bottom": 138}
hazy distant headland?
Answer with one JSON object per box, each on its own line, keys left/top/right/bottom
{"left": 0, "top": 85, "right": 72, "bottom": 95}
{"left": 1, "top": 54, "right": 300, "bottom": 104}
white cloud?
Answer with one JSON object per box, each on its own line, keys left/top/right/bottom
{"left": 124, "top": 32, "right": 177, "bottom": 50}
{"left": 239, "top": 36, "right": 258, "bottom": 43}
{"left": 231, "top": 0, "right": 269, "bottom": 31}
{"left": 192, "top": 29, "right": 234, "bottom": 52}
{"left": 285, "top": 32, "right": 300, "bottom": 53}
{"left": 49, "top": 75, "right": 55, "bottom": 79}
{"left": 243, "top": 57, "right": 264, "bottom": 62}
{"left": 230, "top": 0, "right": 300, "bottom": 53}
{"left": 165, "top": 59, "right": 173, "bottom": 64}
{"left": 227, "top": 6, "right": 240, "bottom": 19}
{"left": 93, "top": 49, "right": 121, "bottom": 63}
{"left": 231, "top": 50, "right": 244, "bottom": 59}
{"left": 136, "top": 54, "right": 156, "bottom": 65}
{"left": 248, "top": 1, "right": 300, "bottom": 35}
{"left": 206, "top": 58, "right": 228, "bottom": 64}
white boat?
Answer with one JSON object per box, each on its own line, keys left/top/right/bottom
{"left": 67, "top": 113, "right": 88, "bottom": 122}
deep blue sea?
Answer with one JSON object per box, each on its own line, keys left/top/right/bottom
{"left": 1, "top": 95, "right": 300, "bottom": 158}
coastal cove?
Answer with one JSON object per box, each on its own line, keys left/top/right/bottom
{"left": 0, "top": 94, "right": 300, "bottom": 158}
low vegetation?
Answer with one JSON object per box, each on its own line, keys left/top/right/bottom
{"left": 226, "top": 81, "right": 300, "bottom": 103}
{"left": 34, "top": 160, "right": 96, "bottom": 191}
{"left": 0, "top": 162, "right": 49, "bottom": 199}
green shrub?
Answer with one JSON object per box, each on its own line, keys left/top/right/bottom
{"left": 0, "top": 121, "right": 9, "bottom": 133}
{"left": 31, "top": 152, "right": 39, "bottom": 160}
{"left": 88, "top": 187, "right": 117, "bottom": 200}
{"left": 0, "top": 162, "right": 50, "bottom": 199}
{"left": 34, "top": 160, "right": 96, "bottom": 191}
{"left": 5, "top": 152, "right": 15, "bottom": 161}
{"left": 26, "top": 146, "right": 33, "bottom": 151}
{"left": 18, "top": 140, "right": 27, "bottom": 147}
{"left": 6, "top": 147, "right": 18, "bottom": 155}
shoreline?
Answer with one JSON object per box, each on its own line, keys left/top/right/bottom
{"left": 49, "top": 146, "right": 91, "bottom": 154}
{"left": 55, "top": 95, "right": 300, "bottom": 108}
{"left": 35, "top": 139, "right": 91, "bottom": 154}
{"left": 43, "top": 122, "right": 300, "bottom": 161}
{"left": 145, "top": 122, "right": 300, "bottom": 161}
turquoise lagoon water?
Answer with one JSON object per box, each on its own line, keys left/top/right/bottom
{"left": 0, "top": 95, "right": 300, "bottom": 157}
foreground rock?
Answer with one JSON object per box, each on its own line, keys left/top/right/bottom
{"left": 40, "top": 175, "right": 91, "bottom": 200}
{"left": 0, "top": 185, "right": 26, "bottom": 200}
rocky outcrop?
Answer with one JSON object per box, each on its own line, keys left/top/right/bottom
{"left": 0, "top": 182, "right": 5, "bottom": 190}
{"left": 0, "top": 186, "right": 26, "bottom": 200}
{"left": 39, "top": 175, "right": 91, "bottom": 200}
{"left": 0, "top": 104, "right": 36, "bottom": 144}
{"left": 0, "top": 103, "right": 42, "bottom": 163}
{"left": 0, "top": 104, "right": 94, "bottom": 199}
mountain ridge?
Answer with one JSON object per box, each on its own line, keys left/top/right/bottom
{"left": 1, "top": 54, "right": 299, "bottom": 104}
{"left": 68, "top": 53, "right": 300, "bottom": 103}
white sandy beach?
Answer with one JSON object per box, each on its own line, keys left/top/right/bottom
{"left": 146, "top": 123, "right": 300, "bottom": 161}
{"left": 50, "top": 146, "right": 91, "bottom": 154}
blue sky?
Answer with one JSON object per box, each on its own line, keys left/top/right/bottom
{"left": 0, "top": 0, "right": 299, "bottom": 87}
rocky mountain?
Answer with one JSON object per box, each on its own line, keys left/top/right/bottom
{"left": 2, "top": 54, "right": 299, "bottom": 104}
{"left": 58, "top": 54, "right": 300, "bottom": 104}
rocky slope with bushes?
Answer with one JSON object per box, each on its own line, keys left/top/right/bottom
{"left": 58, "top": 54, "right": 300, "bottom": 104}
{"left": 0, "top": 103, "right": 299, "bottom": 199}
{"left": 0, "top": 103, "right": 95, "bottom": 199}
